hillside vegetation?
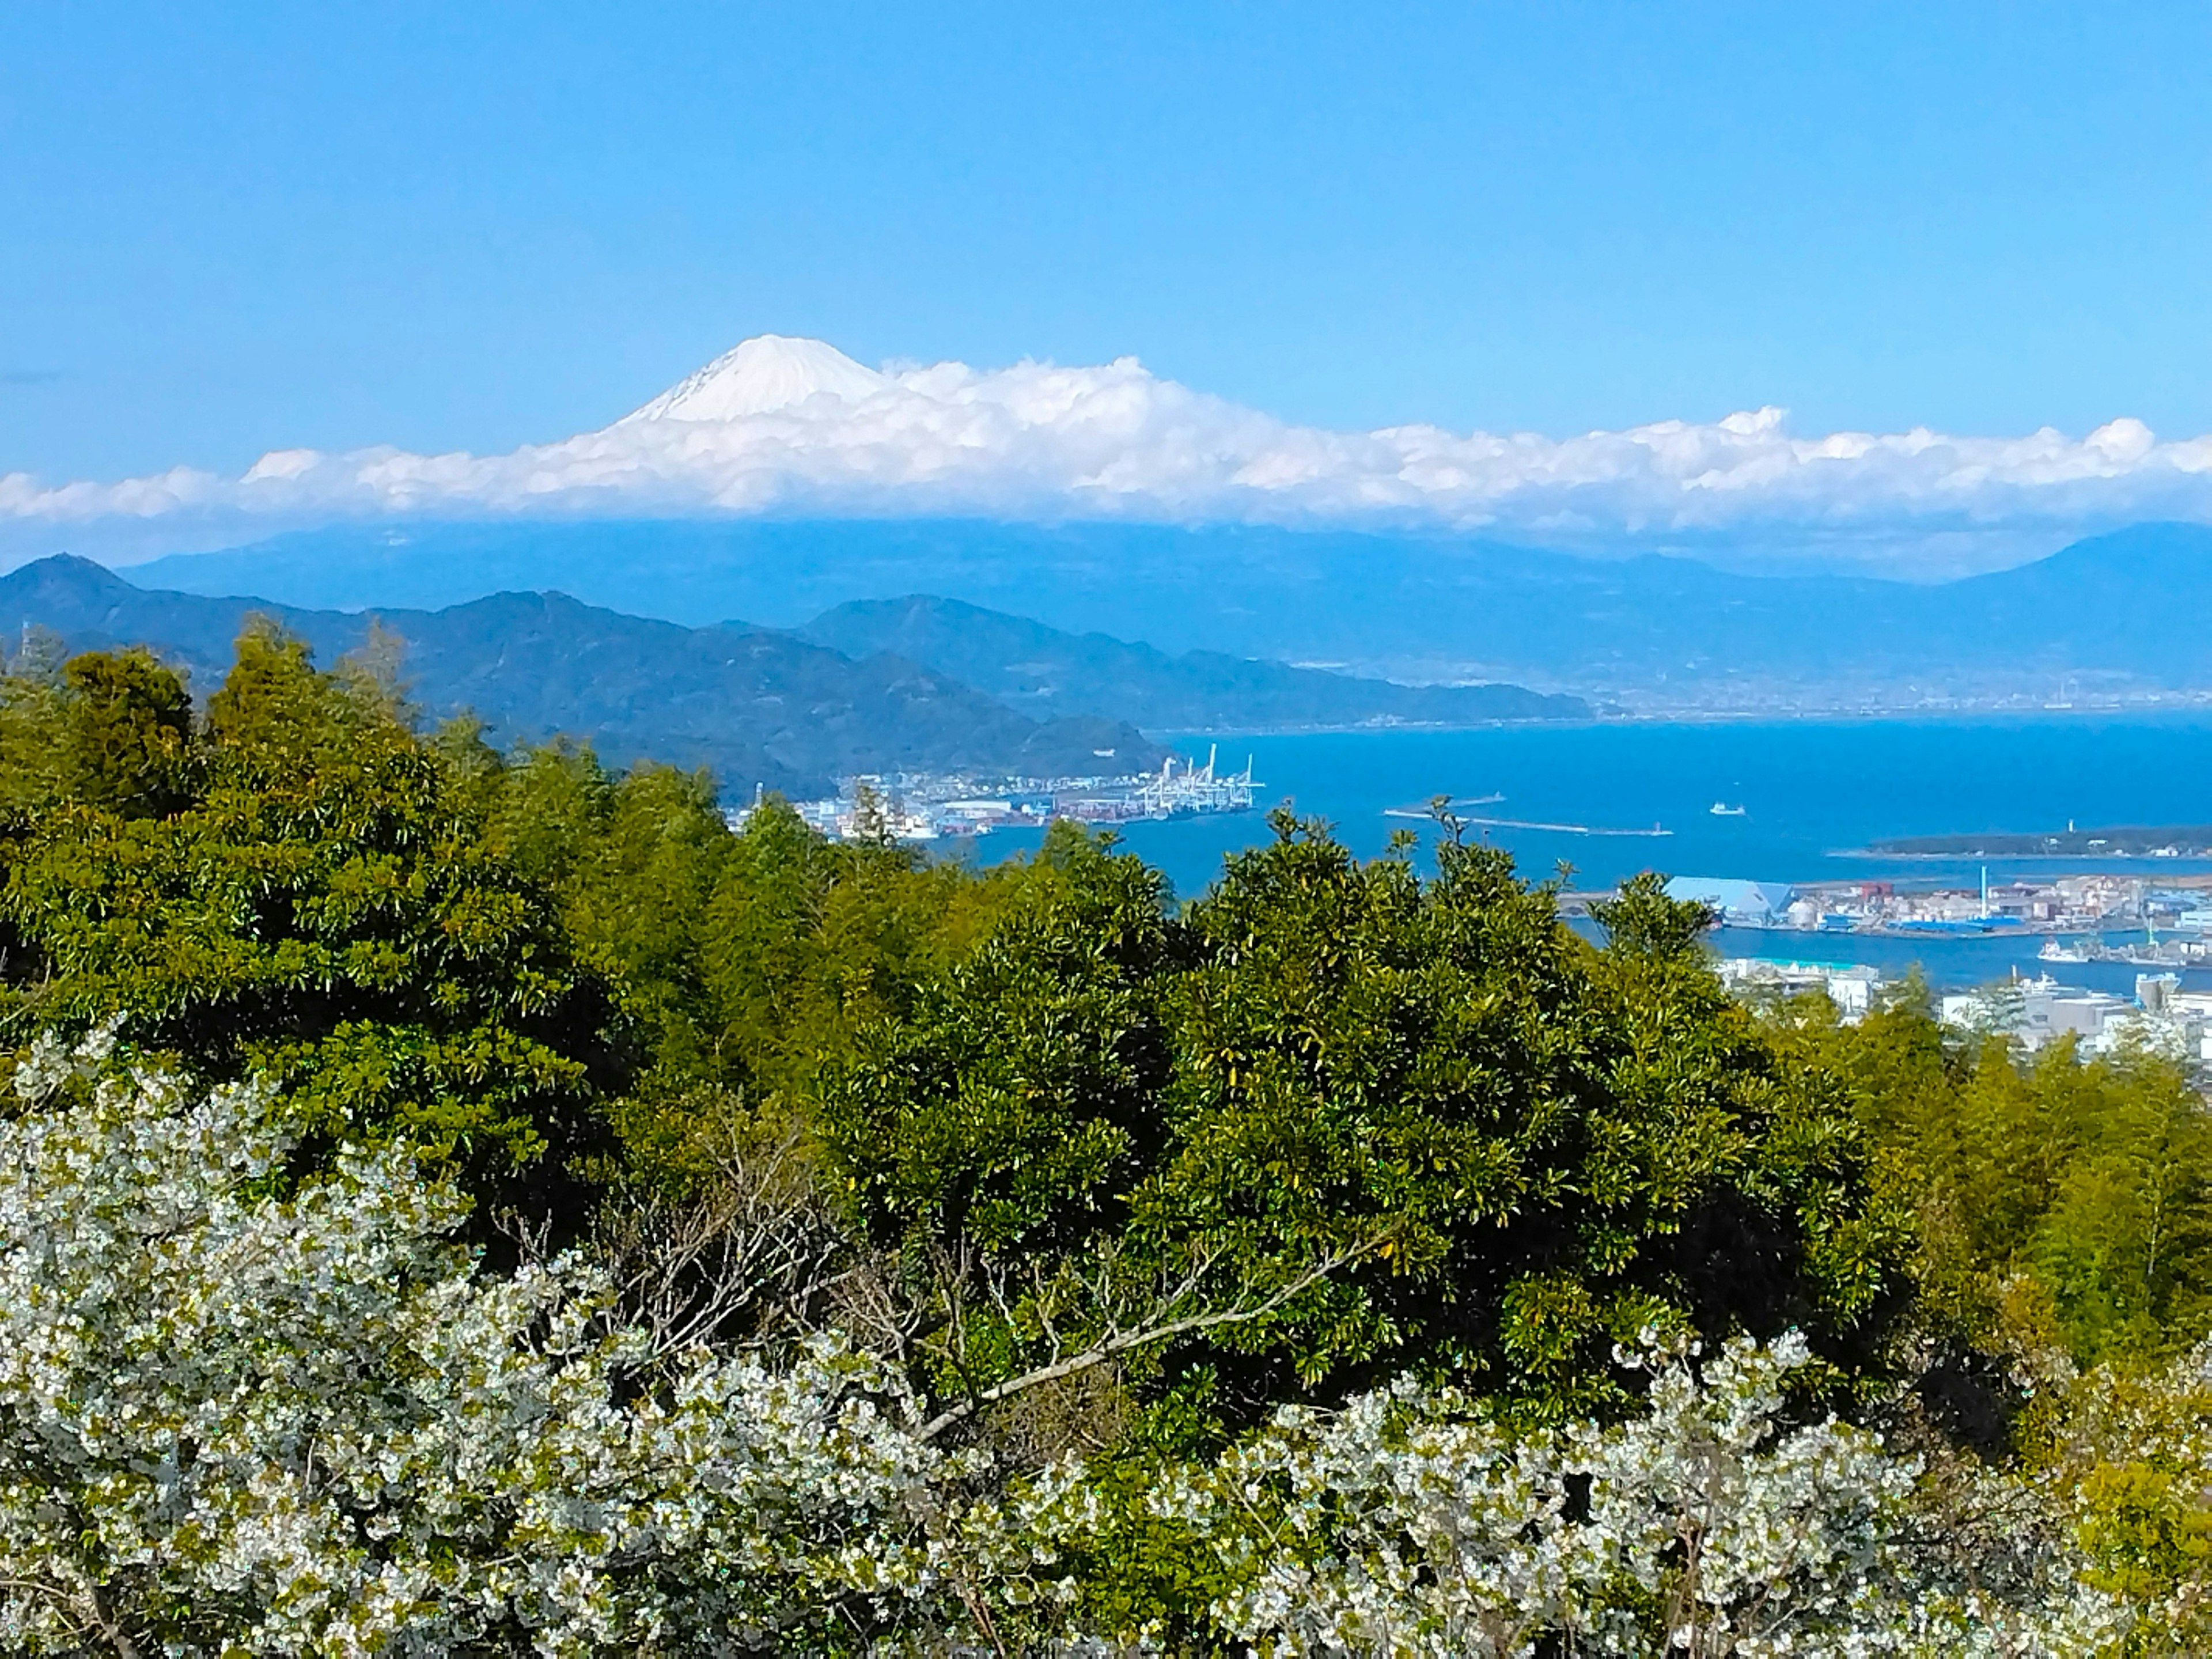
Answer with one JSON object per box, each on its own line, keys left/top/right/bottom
{"left": 798, "top": 593, "right": 1589, "bottom": 729}
{"left": 2, "top": 627, "right": 2211, "bottom": 1652}
{"left": 0, "top": 555, "right": 1158, "bottom": 797}
{"left": 0, "top": 554, "right": 1593, "bottom": 807}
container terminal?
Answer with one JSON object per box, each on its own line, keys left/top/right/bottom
{"left": 729, "top": 746, "right": 1260, "bottom": 844}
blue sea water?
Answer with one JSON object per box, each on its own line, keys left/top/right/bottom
{"left": 967, "top": 714, "right": 2212, "bottom": 994}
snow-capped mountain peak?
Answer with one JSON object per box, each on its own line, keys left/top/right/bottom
{"left": 620, "top": 335, "right": 891, "bottom": 423}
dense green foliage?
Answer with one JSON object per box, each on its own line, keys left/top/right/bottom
{"left": 6, "top": 626, "right": 2212, "bottom": 1646}
{"left": 1767, "top": 987, "right": 2212, "bottom": 1373}
{"left": 480, "top": 740, "right": 1018, "bottom": 1113}
{"left": 0, "top": 634, "right": 617, "bottom": 1209}
{"left": 824, "top": 822, "right": 1906, "bottom": 1430}
{"left": 10, "top": 627, "right": 2200, "bottom": 1399}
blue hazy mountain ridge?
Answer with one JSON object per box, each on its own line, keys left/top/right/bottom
{"left": 126, "top": 520, "right": 1843, "bottom": 679}
{"left": 0, "top": 556, "right": 1162, "bottom": 798}
{"left": 119, "top": 520, "right": 2212, "bottom": 699}
{"left": 794, "top": 595, "right": 1587, "bottom": 729}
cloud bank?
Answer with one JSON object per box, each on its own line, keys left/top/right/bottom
{"left": 8, "top": 334, "right": 2212, "bottom": 572}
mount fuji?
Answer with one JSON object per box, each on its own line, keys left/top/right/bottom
{"left": 16, "top": 332, "right": 2212, "bottom": 578}
{"left": 25, "top": 332, "right": 2212, "bottom": 710}
{"left": 619, "top": 335, "right": 893, "bottom": 422}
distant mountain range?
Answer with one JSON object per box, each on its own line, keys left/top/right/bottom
{"left": 0, "top": 558, "right": 1584, "bottom": 799}
{"left": 795, "top": 596, "right": 1584, "bottom": 729}
{"left": 0, "top": 558, "right": 1158, "bottom": 798}
{"left": 113, "top": 518, "right": 2212, "bottom": 706}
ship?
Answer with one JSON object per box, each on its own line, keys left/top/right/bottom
{"left": 1710, "top": 802, "right": 1747, "bottom": 817}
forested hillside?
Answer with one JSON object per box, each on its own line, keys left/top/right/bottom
{"left": 0, "top": 554, "right": 1157, "bottom": 796}
{"left": 3, "top": 624, "right": 2211, "bottom": 1651}
{"left": 798, "top": 593, "right": 1589, "bottom": 728}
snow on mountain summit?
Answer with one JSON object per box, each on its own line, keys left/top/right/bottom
{"left": 622, "top": 335, "right": 890, "bottom": 422}
{"left": 13, "top": 329, "right": 2211, "bottom": 571}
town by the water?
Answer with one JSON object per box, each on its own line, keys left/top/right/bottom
{"left": 1718, "top": 956, "right": 2212, "bottom": 1063}
{"left": 1657, "top": 868, "right": 2212, "bottom": 1066}
{"left": 1652, "top": 868, "right": 2212, "bottom": 958}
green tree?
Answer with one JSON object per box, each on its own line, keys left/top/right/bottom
{"left": 824, "top": 817, "right": 1911, "bottom": 1436}
{"left": 0, "top": 628, "right": 618, "bottom": 1213}
{"left": 58, "top": 647, "right": 196, "bottom": 816}
{"left": 1765, "top": 988, "right": 2212, "bottom": 1372}
{"left": 0, "top": 641, "right": 195, "bottom": 822}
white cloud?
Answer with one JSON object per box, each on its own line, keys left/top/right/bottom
{"left": 9, "top": 334, "right": 2212, "bottom": 572}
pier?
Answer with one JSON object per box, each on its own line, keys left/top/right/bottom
{"left": 1460, "top": 814, "right": 1673, "bottom": 838}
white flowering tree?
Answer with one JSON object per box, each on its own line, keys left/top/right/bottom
{"left": 1135, "top": 1336, "right": 2129, "bottom": 1656}
{"left": 0, "top": 1033, "right": 999, "bottom": 1656}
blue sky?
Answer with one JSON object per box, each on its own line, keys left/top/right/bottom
{"left": 6, "top": 2, "right": 2212, "bottom": 487}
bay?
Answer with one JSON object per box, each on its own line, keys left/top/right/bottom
{"left": 965, "top": 714, "right": 2212, "bottom": 993}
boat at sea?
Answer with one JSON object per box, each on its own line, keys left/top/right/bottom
{"left": 1710, "top": 802, "right": 1747, "bottom": 817}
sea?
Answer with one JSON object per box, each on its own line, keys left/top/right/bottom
{"left": 964, "top": 713, "right": 2212, "bottom": 995}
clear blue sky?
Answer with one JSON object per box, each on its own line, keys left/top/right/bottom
{"left": 5, "top": 2, "right": 2211, "bottom": 481}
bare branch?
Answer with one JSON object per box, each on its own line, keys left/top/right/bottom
{"left": 584, "top": 1111, "right": 852, "bottom": 1361}
{"left": 915, "top": 1238, "right": 1382, "bottom": 1442}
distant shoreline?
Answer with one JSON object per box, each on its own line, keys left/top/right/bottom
{"left": 1155, "top": 705, "right": 2212, "bottom": 740}
{"left": 1863, "top": 827, "right": 2212, "bottom": 859}
{"left": 1843, "top": 851, "right": 2212, "bottom": 868}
